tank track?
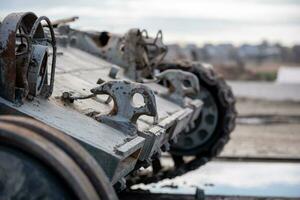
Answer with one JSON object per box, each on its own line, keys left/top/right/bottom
{"left": 127, "top": 61, "right": 237, "bottom": 186}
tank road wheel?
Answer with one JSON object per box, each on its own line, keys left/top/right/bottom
{"left": 159, "top": 61, "right": 237, "bottom": 172}
{"left": 0, "top": 116, "right": 118, "bottom": 200}
{"left": 126, "top": 62, "right": 237, "bottom": 185}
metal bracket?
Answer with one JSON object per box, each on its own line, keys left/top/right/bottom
{"left": 62, "top": 80, "right": 158, "bottom": 136}
{"left": 156, "top": 69, "right": 200, "bottom": 106}
{"left": 0, "top": 12, "right": 56, "bottom": 103}
{"left": 141, "top": 29, "right": 168, "bottom": 68}
{"left": 91, "top": 80, "right": 158, "bottom": 136}
{"left": 122, "top": 28, "right": 151, "bottom": 81}
{"left": 123, "top": 29, "right": 168, "bottom": 81}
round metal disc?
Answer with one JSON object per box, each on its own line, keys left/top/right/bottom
{"left": 0, "top": 115, "right": 118, "bottom": 200}
{"left": 0, "top": 121, "right": 100, "bottom": 200}
{"left": 0, "top": 145, "right": 76, "bottom": 199}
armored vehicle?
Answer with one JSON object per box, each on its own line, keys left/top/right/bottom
{"left": 64, "top": 26, "right": 237, "bottom": 184}
{"left": 0, "top": 12, "right": 236, "bottom": 199}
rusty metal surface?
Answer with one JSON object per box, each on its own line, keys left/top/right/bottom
{"left": 141, "top": 30, "right": 168, "bottom": 68}
{"left": 0, "top": 12, "right": 213, "bottom": 192}
{"left": 51, "top": 48, "right": 200, "bottom": 169}
{"left": 54, "top": 46, "right": 203, "bottom": 182}
{"left": 0, "top": 12, "right": 56, "bottom": 103}
{"left": 53, "top": 46, "right": 199, "bottom": 125}
{"left": 54, "top": 28, "right": 204, "bottom": 149}
{"left": 53, "top": 46, "right": 203, "bottom": 156}
{"left": 0, "top": 43, "right": 203, "bottom": 185}
{"left": 0, "top": 18, "right": 236, "bottom": 200}
{"left": 0, "top": 12, "right": 37, "bottom": 101}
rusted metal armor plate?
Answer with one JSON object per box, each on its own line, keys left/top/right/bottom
{"left": 0, "top": 95, "right": 145, "bottom": 183}
{"left": 0, "top": 33, "right": 202, "bottom": 185}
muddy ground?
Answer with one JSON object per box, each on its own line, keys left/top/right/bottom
{"left": 220, "top": 98, "right": 300, "bottom": 159}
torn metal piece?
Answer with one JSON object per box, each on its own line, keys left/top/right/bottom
{"left": 121, "top": 29, "right": 167, "bottom": 81}
{"left": 70, "top": 28, "right": 168, "bottom": 81}
{"left": 121, "top": 29, "right": 151, "bottom": 81}
{"left": 90, "top": 80, "right": 158, "bottom": 136}
{"left": 156, "top": 69, "right": 200, "bottom": 106}
{"left": 141, "top": 29, "right": 168, "bottom": 68}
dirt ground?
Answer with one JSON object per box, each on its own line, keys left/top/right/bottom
{"left": 236, "top": 98, "right": 300, "bottom": 116}
{"left": 220, "top": 98, "right": 300, "bottom": 159}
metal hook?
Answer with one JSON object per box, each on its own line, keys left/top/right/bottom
{"left": 90, "top": 80, "right": 157, "bottom": 135}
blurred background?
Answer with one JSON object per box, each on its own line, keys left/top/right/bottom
{"left": 1, "top": 0, "right": 300, "bottom": 198}
{"left": 1, "top": 0, "right": 300, "bottom": 81}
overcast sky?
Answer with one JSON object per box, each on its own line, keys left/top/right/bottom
{"left": 1, "top": 0, "right": 299, "bottom": 45}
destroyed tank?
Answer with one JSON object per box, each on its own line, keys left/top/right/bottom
{"left": 65, "top": 26, "right": 237, "bottom": 184}
{"left": 0, "top": 12, "right": 236, "bottom": 200}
